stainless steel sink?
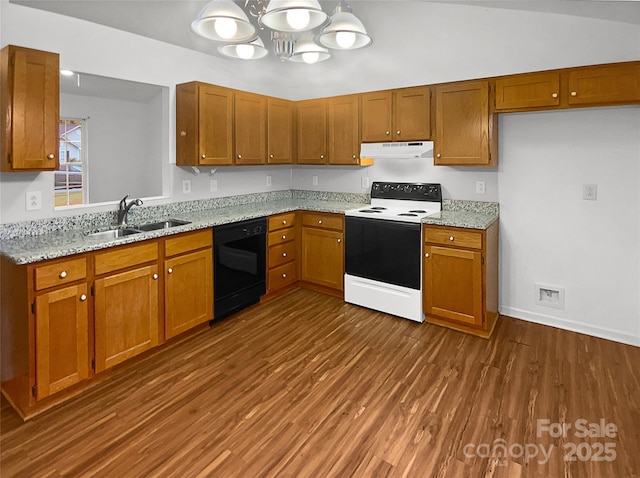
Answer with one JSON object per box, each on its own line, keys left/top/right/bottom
{"left": 137, "top": 219, "right": 191, "bottom": 232}
{"left": 87, "top": 228, "right": 142, "bottom": 240}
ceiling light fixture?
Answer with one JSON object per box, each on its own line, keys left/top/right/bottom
{"left": 191, "top": 0, "right": 371, "bottom": 63}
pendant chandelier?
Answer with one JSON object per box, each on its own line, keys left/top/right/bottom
{"left": 191, "top": 0, "right": 372, "bottom": 63}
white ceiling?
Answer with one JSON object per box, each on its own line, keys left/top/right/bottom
{"left": 11, "top": 0, "right": 640, "bottom": 67}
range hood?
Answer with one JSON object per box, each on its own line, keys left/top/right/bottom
{"left": 360, "top": 141, "right": 434, "bottom": 160}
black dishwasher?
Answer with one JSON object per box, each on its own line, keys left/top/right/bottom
{"left": 213, "top": 217, "right": 266, "bottom": 321}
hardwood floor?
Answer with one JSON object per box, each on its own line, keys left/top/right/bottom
{"left": 2, "top": 288, "right": 639, "bottom": 477}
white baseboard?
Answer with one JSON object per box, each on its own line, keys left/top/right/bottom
{"left": 499, "top": 306, "right": 640, "bottom": 347}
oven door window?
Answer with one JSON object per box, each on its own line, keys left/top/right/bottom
{"left": 345, "top": 217, "right": 421, "bottom": 289}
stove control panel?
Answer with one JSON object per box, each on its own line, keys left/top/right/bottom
{"left": 371, "top": 182, "right": 442, "bottom": 202}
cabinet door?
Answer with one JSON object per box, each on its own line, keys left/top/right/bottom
{"left": 300, "top": 227, "right": 344, "bottom": 291}
{"left": 423, "top": 245, "right": 483, "bottom": 327}
{"left": 35, "top": 284, "right": 89, "bottom": 399}
{"left": 393, "top": 86, "right": 431, "bottom": 141}
{"left": 360, "top": 90, "right": 392, "bottom": 142}
{"left": 235, "top": 91, "right": 267, "bottom": 165}
{"left": 568, "top": 63, "right": 640, "bottom": 106}
{"left": 198, "top": 84, "right": 234, "bottom": 165}
{"left": 495, "top": 72, "right": 560, "bottom": 110}
{"left": 94, "top": 265, "right": 159, "bottom": 372}
{"left": 267, "top": 98, "right": 294, "bottom": 164}
{"left": 434, "top": 80, "right": 494, "bottom": 166}
{"left": 2, "top": 46, "right": 59, "bottom": 171}
{"left": 328, "top": 95, "right": 360, "bottom": 165}
{"left": 297, "top": 99, "right": 327, "bottom": 164}
{"left": 165, "top": 249, "right": 213, "bottom": 339}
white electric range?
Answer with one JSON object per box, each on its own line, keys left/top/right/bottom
{"left": 344, "top": 182, "right": 442, "bottom": 322}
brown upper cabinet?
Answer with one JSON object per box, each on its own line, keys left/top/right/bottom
{"left": 495, "top": 61, "right": 640, "bottom": 112}
{"left": 434, "top": 80, "right": 497, "bottom": 167}
{"left": 296, "top": 98, "right": 327, "bottom": 164}
{"left": 176, "top": 82, "right": 234, "bottom": 166}
{"left": 328, "top": 95, "right": 361, "bottom": 165}
{"left": 1, "top": 45, "right": 59, "bottom": 172}
{"left": 267, "top": 98, "right": 294, "bottom": 164}
{"left": 234, "top": 91, "right": 267, "bottom": 165}
{"left": 361, "top": 86, "right": 431, "bottom": 142}
{"left": 567, "top": 62, "right": 640, "bottom": 106}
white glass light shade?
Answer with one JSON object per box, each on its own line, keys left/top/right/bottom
{"left": 218, "top": 37, "right": 269, "bottom": 60}
{"left": 261, "top": 0, "right": 328, "bottom": 32}
{"left": 289, "top": 36, "right": 330, "bottom": 63}
{"left": 318, "top": 11, "right": 372, "bottom": 50}
{"left": 191, "top": 0, "right": 256, "bottom": 42}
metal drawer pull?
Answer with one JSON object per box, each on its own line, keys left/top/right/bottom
{"left": 385, "top": 131, "right": 390, "bottom": 135}
{"left": 238, "top": 154, "right": 242, "bottom": 159}
{"left": 201, "top": 154, "right": 206, "bottom": 159}
{"left": 318, "top": 220, "right": 323, "bottom": 224}
{"left": 153, "top": 274, "right": 158, "bottom": 280}
{"left": 552, "top": 93, "right": 558, "bottom": 98}
{"left": 320, "top": 155, "right": 324, "bottom": 159}
{"left": 180, "top": 131, "right": 186, "bottom": 137}
{"left": 282, "top": 235, "right": 286, "bottom": 240}
{"left": 270, "top": 154, "right": 274, "bottom": 158}
{"left": 570, "top": 91, "right": 577, "bottom": 97}
{"left": 436, "top": 153, "right": 441, "bottom": 158}
{"left": 80, "top": 294, "right": 87, "bottom": 301}
{"left": 352, "top": 154, "right": 357, "bottom": 159}
{"left": 59, "top": 271, "right": 67, "bottom": 279}
{"left": 283, "top": 220, "right": 287, "bottom": 225}
{"left": 449, "top": 236, "right": 454, "bottom": 241}
{"left": 168, "top": 268, "right": 173, "bottom": 274}
{"left": 425, "top": 253, "right": 429, "bottom": 258}
{"left": 282, "top": 252, "right": 287, "bottom": 257}
{"left": 47, "top": 154, "right": 55, "bottom": 159}
{"left": 396, "top": 130, "right": 400, "bottom": 135}
{"left": 337, "top": 239, "right": 342, "bottom": 243}
{"left": 282, "top": 273, "right": 287, "bottom": 278}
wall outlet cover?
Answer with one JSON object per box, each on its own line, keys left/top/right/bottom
{"left": 182, "top": 179, "right": 191, "bottom": 194}
{"left": 583, "top": 184, "right": 597, "bottom": 200}
{"left": 26, "top": 191, "right": 42, "bottom": 211}
{"left": 534, "top": 283, "right": 565, "bottom": 309}
{"left": 266, "top": 175, "right": 272, "bottom": 187}
{"left": 361, "top": 177, "right": 370, "bottom": 189}
{"left": 312, "top": 175, "right": 319, "bottom": 186}
{"left": 210, "top": 179, "right": 218, "bottom": 192}
{"left": 476, "top": 181, "right": 486, "bottom": 194}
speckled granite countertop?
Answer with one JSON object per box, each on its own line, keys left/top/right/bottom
{"left": 0, "top": 198, "right": 368, "bottom": 265}
{"left": 0, "top": 194, "right": 498, "bottom": 265}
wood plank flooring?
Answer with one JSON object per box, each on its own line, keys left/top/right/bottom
{"left": 2, "top": 288, "right": 639, "bottom": 477}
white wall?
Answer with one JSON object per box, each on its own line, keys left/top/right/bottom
{"left": 60, "top": 93, "right": 164, "bottom": 203}
{"left": 498, "top": 107, "right": 640, "bottom": 346}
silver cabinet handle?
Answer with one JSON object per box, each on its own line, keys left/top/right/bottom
{"left": 436, "top": 153, "right": 441, "bottom": 158}
{"left": 424, "top": 253, "right": 430, "bottom": 258}
{"left": 318, "top": 220, "right": 323, "bottom": 224}
{"left": 449, "top": 236, "right": 454, "bottom": 241}
{"left": 59, "top": 271, "right": 67, "bottom": 279}
{"left": 282, "top": 273, "right": 287, "bottom": 278}
{"left": 283, "top": 220, "right": 287, "bottom": 225}
{"left": 396, "top": 130, "right": 401, "bottom": 135}
{"left": 80, "top": 294, "right": 87, "bottom": 301}
{"left": 168, "top": 268, "right": 173, "bottom": 274}
{"left": 238, "top": 154, "right": 242, "bottom": 159}
{"left": 552, "top": 93, "right": 558, "bottom": 98}
{"left": 282, "top": 252, "right": 287, "bottom": 257}
{"left": 47, "top": 154, "right": 55, "bottom": 159}
{"left": 352, "top": 154, "right": 357, "bottom": 159}
{"left": 282, "top": 235, "right": 286, "bottom": 240}
{"left": 320, "top": 155, "right": 324, "bottom": 159}
{"left": 570, "top": 91, "right": 577, "bottom": 97}
{"left": 201, "top": 154, "right": 206, "bottom": 159}
{"left": 337, "top": 238, "right": 342, "bottom": 243}
{"left": 270, "top": 154, "right": 274, "bottom": 158}
{"left": 180, "top": 131, "right": 186, "bottom": 137}
{"left": 385, "top": 131, "right": 390, "bottom": 135}
{"left": 153, "top": 273, "right": 158, "bottom": 280}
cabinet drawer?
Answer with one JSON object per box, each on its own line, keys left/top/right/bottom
{"left": 165, "top": 229, "right": 212, "bottom": 257}
{"left": 301, "top": 212, "right": 343, "bottom": 231}
{"left": 34, "top": 257, "right": 87, "bottom": 291}
{"left": 268, "top": 261, "right": 297, "bottom": 290}
{"left": 268, "top": 212, "right": 296, "bottom": 231}
{"left": 424, "top": 227, "right": 482, "bottom": 250}
{"left": 268, "top": 227, "right": 295, "bottom": 246}
{"left": 269, "top": 242, "right": 296, "bottom": 269}
{"left": 94, "top": 241, "right": 159, "bottom": 276}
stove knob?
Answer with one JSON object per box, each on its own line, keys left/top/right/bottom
{"left": 403, "top": 185, "right": 412, "bottom": 193}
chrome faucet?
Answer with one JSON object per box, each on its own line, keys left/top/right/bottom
{"left": 117, "top": 195, "right": 143, "bottom": 228}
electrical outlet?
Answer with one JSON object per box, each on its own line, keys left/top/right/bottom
{"left": 312, "top": 175, "right": 318, "bottom": 186}
{"left": 361, "top": 177, "right": 370, "bottom": 189}
{"left": 210, "top": 179, "right": 218, "bottom": 192}
{"left": 534, "top": 283, "right": 565, "bottom": 309}
{"left": 266, "top": 175, "right": 272, "bottom": 187}
{"left": 583, "top": 184, "right": 597, "bottom": 201}
{"left": 476, "top": 181, "right": 486, "bottom": 195}
{"left": 182, "top": 179, "right": 191, "bottom": 194}
{"left": 26, "top": 191, "right": 42, "bottom": 211}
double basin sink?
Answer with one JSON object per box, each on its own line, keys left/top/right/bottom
{"left": 87, "top": 219, "right": 191, "bottom": 240}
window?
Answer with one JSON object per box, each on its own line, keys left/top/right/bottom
{"left": 55, "top": 118, "right": 86, "bottom": 207}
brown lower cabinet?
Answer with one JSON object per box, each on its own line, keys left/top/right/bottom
{"left": 1, "top": 229, "right": 213, "bottom": 419}
{"left": 266, "top": 212, "right": 298, "bottom": 295}
{"left": 423, "top": 221, "right": 499, "bottom": 338}
{"left": 299, "top": 212, "right": 344, "bottom": 294}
